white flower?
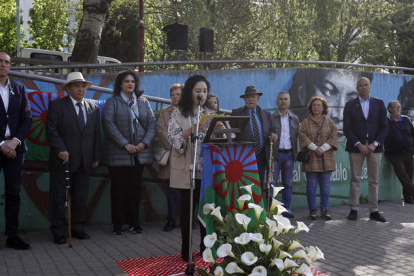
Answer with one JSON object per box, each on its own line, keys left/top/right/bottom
{"left": 214, "top": 266, "right": 224, "bottom": 276}
{"left": 241, "top": 252, "right": 258, "bottom": 266}
{"left": 294, "top": 221, "right": 310, "bottom": 234}
{"left": 234, "top": 232, "right": 251, "bottom": 245}
{"left": 202, "top": 248, "right": 215, "bottom": 263}
{"left": 292, "top": 249, "right": 311, "bottom": 263}
{"left": 259, "top": 243, "right": 272, "bottom": 254}
{"left": 276, "top": 205, "right": 288, "bottom": 215}
{"left": 250, "top": 233, "right": 264, "bottom": 243}
{"left": 272, "top": 186, "right": 284, "bottom": 197}
{"left": 265, "top": 218, "right": 277, "bottom": 238}
{"left": 235, "top": 213, "right": 251, "bottom": 231}
{"left": 202, "top": 203, "right": 215, "bottom": 215}
{"left": 225, "top": 262, "right": 245, "bottom": 274}
{"left": 270, "top": 258, "right": 284, "bottom": 270}
{"left": 278, "top": 251, "right": 292, "bottom": 259}
{"left": 251, "top": 265, "right": 267, "bottom": 276}
{"left": 273, "top": 215, "right": 292, "bottom": 231}
{"left": 248, "top": 203, "right": 264, "bottom": 220}
{"left": 211, "top": 206, "right": 224, "bottom": 222}
{"left": 283, "top": 258, "right": 299, "bottom": 268}
{"left": 203, "top": 232, "right": 217, "bottom": 248}
{"left": 240, "top": 184, "right": 254, "bottom": 195}
{"left": 288, "top": 240, "right": 304, "bottom": 251}
{"left": 295, "top": 263, "right": 313, "bottom": 276}
{"left": 269, "top": 198, "right": 283, "bottom": 212}
{"left": 237, "top": 194, "right": 251, "bottom": 210}
{"left": 272, "top": 238, "right": 283, "bottom": 250}
{"left": 306, "top": 246, "right": 325, "bottom": 262}
{"left": 217, "top": 243, "right": 234, "bottom": 258}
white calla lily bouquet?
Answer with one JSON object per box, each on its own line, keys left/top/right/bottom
{"left": 198, "top": 185, "right": 324, "bottom": 276}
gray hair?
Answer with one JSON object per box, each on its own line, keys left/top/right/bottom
{"left": 387, "top": 100, "right": 400, "bottom": 110}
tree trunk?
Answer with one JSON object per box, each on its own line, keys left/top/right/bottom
{"left": 71, "top": 0, "right": 114, "bottom": 63}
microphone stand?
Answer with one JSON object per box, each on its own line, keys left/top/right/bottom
{"left": 185, "top": 96, "right": 203, "bottom": 276}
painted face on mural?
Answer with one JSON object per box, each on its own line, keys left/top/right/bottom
{"left": 290, "top": 69, "right": 362, "bottom": 134}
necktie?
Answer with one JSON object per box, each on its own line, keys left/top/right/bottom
{"left": 251, "top": 110, "right": 261, "bottom": 154}
{"left": 76, "top": 102, "right": 85, "bottom": 131}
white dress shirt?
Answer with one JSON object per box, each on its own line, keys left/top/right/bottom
{"left": 278, "top": 112, "right": 292, "bottom": 150}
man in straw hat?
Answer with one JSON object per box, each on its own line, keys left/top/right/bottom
{"left": 46, "top": 72, "right": 101, "bottom": 244}
{"left": 231, "top": 86, "right": 277, "bottom": 205}
{"left": 0, "top": 52, "right": 32, "bottom": 250}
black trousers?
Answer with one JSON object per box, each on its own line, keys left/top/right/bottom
{"left": 1, "top": 152, "right": 24, "bottom": 237}
{"left": 179, "top": 180, "right": 206, "bottom": 258}
{"left": 49, "top": 161, "right": 89, "bottom": 237}
{"left": 108, "top": 160, "right": 145, "bottom": 227}
{"left": 387, "top": 152, "right": 414, "bottom": 196}
{"left": 256, "top": 150, "right": 268, "bottom": 200}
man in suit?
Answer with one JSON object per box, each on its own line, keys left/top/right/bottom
{"left": 270, "top": 92, "right": 299, "bottom": 218}
{"left": 231, "top": 86, "right": 277, "bottom": 205}
{"left": 343, "top": 77, "right": 388, "bottom": 222}
{"left": 46, "top": 72, "right": 101, "bottom": 244}
{"left": 157, "top": 83, "right": 182, "bottom": 232}
{"left": 0, "top": 52, "right": 32, "bottom": 250}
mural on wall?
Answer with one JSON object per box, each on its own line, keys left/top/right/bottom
{"left": 2, "top": 67, "right": 411, "bottom": 231}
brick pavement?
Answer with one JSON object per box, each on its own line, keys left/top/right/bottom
{"left": 0, "top": 200, "right": 413, "bottom": 276}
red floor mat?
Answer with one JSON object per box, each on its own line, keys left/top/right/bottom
{"left": 116, "top": 251, "right": 327, "bottom": 276}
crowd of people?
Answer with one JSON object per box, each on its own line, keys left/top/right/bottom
{"left": 1, "top": 52, "right": 414, "bottom": 262}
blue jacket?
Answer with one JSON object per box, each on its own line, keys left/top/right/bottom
{"left": 343, "top": 96, "right": 388, "bottom": 153}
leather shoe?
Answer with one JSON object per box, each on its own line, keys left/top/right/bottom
{"left": 164, "top": 219, "right": 176, "bottom": 232}
{"left": 370, "top": 211, "right": 386, "bottom": 222}
{"left": 53, "top": 235, "right": 66, "bottom": 245}
{"left": 348, "top": 210, "right": 358, "bottom": 221}
{"left": 403, "top": 193, "right": 414, "bottom": 204}
{"left": 282, "top": 211, "right": 295, "bottom": 218}
{"left": 6, "top": 236, "right": 30, "bottom": 250}
{"left": 72, "top": 231, "right": 90, "bottom": 240}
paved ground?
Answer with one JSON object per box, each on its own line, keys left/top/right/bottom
{"left": 0, "top": 200, "right": 413, "bottom": 276}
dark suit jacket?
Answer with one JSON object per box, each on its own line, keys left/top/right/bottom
{"left": 230, "top": 105, "right": 273, "bottom": 161}
{"left": 46, "top": 96, "right": 101, "bottom": 174}
{"left": 343, "top": 96, "right": 388, "bottom": 153}
{"left": 0, "top": 80, "right": 32, "bottom": 153}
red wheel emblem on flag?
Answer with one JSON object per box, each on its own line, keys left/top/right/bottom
{"left": 210, "top": 144, "right": 262, "bottom": 212}
{"left": 27, "top": 91, "right": 65, "bottom": 146}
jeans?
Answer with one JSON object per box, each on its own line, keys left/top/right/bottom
{"left": 270, "top": 152, "right": 294, "bottom": 211}
{"left": 306, "top": 171, "right": 331, "bottom": 211}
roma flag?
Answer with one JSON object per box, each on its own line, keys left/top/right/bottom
{"left": 198, "top": 143, "right": 264, "bottom": 235}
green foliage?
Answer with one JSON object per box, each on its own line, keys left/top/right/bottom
{"left": 0, "top": 0, "right": 26, "bottom": 56}
{"left": 28, "top": 0, "right": 75, "bottom": 50}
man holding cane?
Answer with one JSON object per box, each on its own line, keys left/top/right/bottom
{"left": 46, "top": 72, "right": 101, "bottom": 244}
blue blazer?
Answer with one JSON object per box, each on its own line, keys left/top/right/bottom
{"left": 343, "top": 96, "right": 388, "bottom": 153}
{"left": 0, "top": 80, "right": 32, "bottom": 153}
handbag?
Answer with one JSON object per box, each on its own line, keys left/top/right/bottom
{"left": 153, "top": 145, "right": 170, "bottom": 166}
{"left": 296, "top": 117, "right": 326, "bottom": 163}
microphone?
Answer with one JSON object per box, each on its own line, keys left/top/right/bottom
{"left": 197, "top": 93, "right": 203, "bottom": 101}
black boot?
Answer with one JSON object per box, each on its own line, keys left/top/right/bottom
{"left": 164, "top": 219, "right": 176, "bottom": 232}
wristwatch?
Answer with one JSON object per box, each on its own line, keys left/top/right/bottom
{"left": 373, "top": 141, "right": 379, "bottom": 147}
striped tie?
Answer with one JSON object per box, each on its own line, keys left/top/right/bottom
{"left": 251, "top": 110, "right": 261, "bottom": 154}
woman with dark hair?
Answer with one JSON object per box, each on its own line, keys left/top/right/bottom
{"left": 298, "top": 96, "right": 338, "bottom": 220}
{"left": 167, "top": 74, "right": 217, "bottom": 261}
{"left": 205, "top": 94, "right": 219, "bottom": 111}
{"left": 101, "top": 70, "right": 156, "bottom": 235}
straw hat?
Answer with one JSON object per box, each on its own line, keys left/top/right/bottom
{"left": 61, "top": 72, "right": 92, "bottom": 91}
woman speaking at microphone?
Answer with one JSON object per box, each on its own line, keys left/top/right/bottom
{"left": 167, "top": 75, "right": 218, "bottom": 262}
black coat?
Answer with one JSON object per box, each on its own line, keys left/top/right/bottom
{"left": 0, "top": 80, "right": 32, "bottom": 153}
{"left": 46, "top": 96, "right": 101, "bottom": 174}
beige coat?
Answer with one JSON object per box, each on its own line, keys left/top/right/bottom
{"left": 169, "top": 107, "right": 216, "bottom": 189}
{"left": 299, "top": 115, "right": 338, "bottom": 172}
{"left": 156, "top": 105, "right": 175, "bottom": 179}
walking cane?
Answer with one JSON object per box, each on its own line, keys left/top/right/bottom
{"left": 64, "top": 162, "right": 73, "bottom": 248}
{"left": 267, "top": 140, "right": 274, "bottom": 211}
